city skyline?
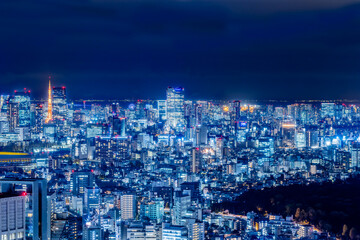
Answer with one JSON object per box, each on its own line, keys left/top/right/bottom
{"left": 1, "top": 1, "right": 360, "bottom": 240}
{"left": 7, "top": 80, "right": 360, "bottom": 102}
{"left": 0, "top": 84, "right": 359, "bottom": 239}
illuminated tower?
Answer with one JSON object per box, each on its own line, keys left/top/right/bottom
{"left": 166, "top": 87, "right": 185, "bottom": 129}
{"left": 52, "top": 86, "right": 67, "bottom": 123}
{"left": 7, "top": 90, "right": 31, "bottom": 132}
{"left": 45, "top": 76, "right": 52, "bottom": 123}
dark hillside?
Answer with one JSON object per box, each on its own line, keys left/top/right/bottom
{"left": 212, "top": 177, "right": 360, "bottom": 238}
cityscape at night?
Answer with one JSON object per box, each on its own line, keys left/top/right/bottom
{"left": 1, "top": 0, "right": 360, "bottom": 240}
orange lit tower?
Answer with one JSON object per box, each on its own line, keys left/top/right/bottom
{"left": 45, "top": 76, "right": 52, "bottom": 123}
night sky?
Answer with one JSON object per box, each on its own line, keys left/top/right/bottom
{"left": 1, "top": 0, "right": 360, "bottom": 100}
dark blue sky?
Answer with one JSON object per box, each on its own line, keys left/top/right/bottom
{"left": 1, "top": 0, "right": 360, "bottom": 100}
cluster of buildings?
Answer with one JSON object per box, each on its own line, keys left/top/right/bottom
{"left": 0, "top": 81, "right": 358, "bottom": 240}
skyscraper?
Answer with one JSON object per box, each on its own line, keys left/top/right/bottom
{"left": 172, "top": 191, "right": 191, "bottom": 226}
{"left": 45, "top": 77, "right": 53, "bottom": 123}
{"left": 187, "top": 219, "right": 205, "bottom": 240}
{"left": 191, "top": 148, "right": 201, "bottom": 173}
{"left": 95, "top": 136, "right": 129, "bottom": 166}
{"left": 195, "top": 125, "right": 207, "bottom": 146}
{"left": 71, "top": 171, "right": 94, "bottom": 196}
{"left": 52, "top": 86, "right": 67, "bottom": 123}
{"left": 232, "top": 100, "right": 241, "bottom": 128}
{"left": 120, "top": 193, "right": 137, "bottom": 220}
{"left": 166, "top": 87, "right": 185, "bottom": 130}
{"left": 12, "top": 90, "right": 31, "bottom": 128}
{"left": 33, "top": 103, "right": 43, "bottom": 134}
{"left": 140, "top": 198, "right": 165, "bottom": 223}
{"left": 7, "top": 90, "right": 31, "bottom": 132}
{"left": 7, "top": 101, "right": 19, "bottom": 132}
{"left": 112, "top": 116, "right": 126, "bottom": 137}
{"left": 257, "top": 137, "right": 275, "bottom": 165}
{"left": 84, "top": 187, "right": 101, "bottom": 213}
{"left": 350, "top": 142, "right": 360, "bottom": 169}
{"left": 0, "top": 194, "right": 26, "bottom": 240}
{"left": 295, "top": 128, "right": 306, "bottom": 148}
{"left": 157, "top": 100, "right": 167, "bottom": 122}
{"left": 321, "top": 103, "right": 335, "bottom": 118}
{"left": 0, "top": 178, "right": 50, "bottom": 240}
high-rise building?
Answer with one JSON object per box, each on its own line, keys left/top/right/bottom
{"left": 281, "top": 122, "right": 296, "bottom": 147}
{"left": 166, "top": 87, "right": 185, "bottom": 129}
{"left": 7, "top": 102, "right": 19, "bottom": 132}
{"left": 295, "top": 128, "right": 306, "bottom": 148}
{"left": 112, "top": 116, "right": 126, "bottom": 137}
{"left": 47, "top": 192, "right": 56, "bottom": 236}
{"left": 135, "top": 100, "right": 146, "bottom": 119}
{"left": 52, "top": 86, "right": 67, "bottom": 122}
{"left": 194, "top": 104, "right": 202, "bottom": 126}
{"left": 172, "top": 191, "right": 191, "bottom": 226}
{"left": 0, "top": 95, "right": 9, "bottom": 111}
{"left": 13, "top": 90, "right": 31, "bottom": 128}
{"left": 232, "top": 100, "right": 241, "bottom": 127}
{"left": 350, "top": 142, "right": 360, "bottom": 169}
{"left": 33, "top": 103, "right": 43, "bottom": 134}
{"left": 120, "top": 194, "right": 137, "bottom": 220}
{"left": 187, "top": 219, "right": 204, "bottom": 240}
{"left": 335, "top": 150, "right": 351, "bottom": 169}
{"left": 95, "top": 136, "right": 129, "bottom": 166}
{"left": 257, "top": 137, "right": 274, "bottom": 165}
{"left": 60, "top": 213, "right": 82, "bottom": 239}
{"left": 157, "top": 100, "right": 167, "bottom": 122}
{"left": 0, "top": 118, "right": 9, "bottom": 134}
{"left": 72, "top": 140, "right": 88, "bottom": 160}
{"left": 7, "top": 90, "right": 31, "bottom": 132}
{"left": 306, "top": 128, "right": 319, "bottom": 148}
{"left": 321, "top": 103, "right": 335, "bottom": 118}
{"left": 191, "top": 148, "right": 201, "bottom": 173}
{"left": 109, "top": 136, "right": 129, "bottom": 161}
{"left": 0, "top": 194, "right": 26, "bottom": 240}
{"left": 299, "top": 104, "right": 312, "bottom": 124}
{"left": 43, "top": 124, "right": 56, "bottom": 142}
{"left": 195, "top": 125, "right": 207, "bottom": 146}
{"left": 71, "top": 171, "right": 94, "bottom": 196}
{"left": 84, "top": 187, "right": 101, "bottom": 213}
{"left": 0, "top": 178, "right": 50, "bottom": 240}
{"left": 140, "top": 198, "right": 164, "bottom": 224}
{"left": 45, "top": 77, "right": 53, "bottom": 123}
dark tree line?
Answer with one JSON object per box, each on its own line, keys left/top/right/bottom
{"left": 212, "top": 176, "right": 360, "bottom": 239}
